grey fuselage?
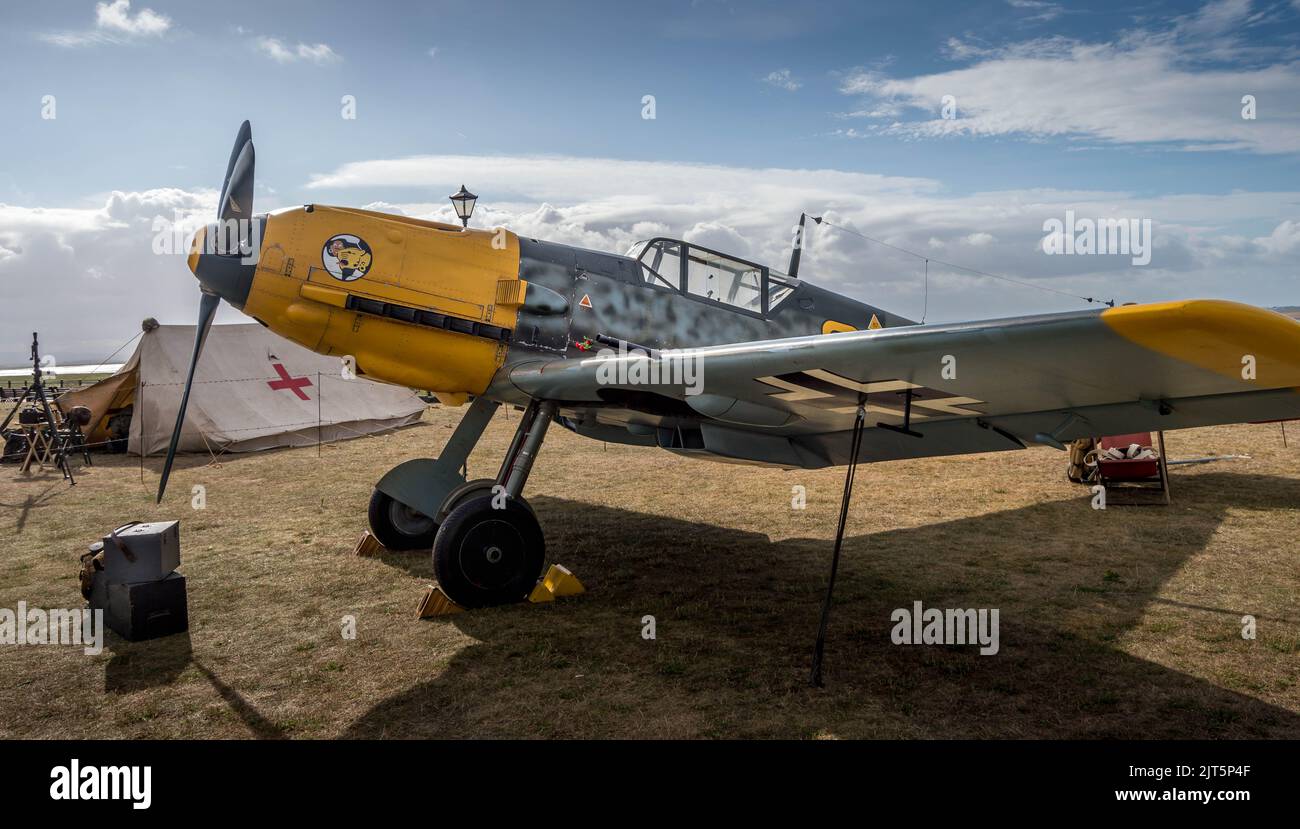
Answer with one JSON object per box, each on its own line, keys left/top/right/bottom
{"left": 486, "top": 236, "right": 908, "bottom": 452}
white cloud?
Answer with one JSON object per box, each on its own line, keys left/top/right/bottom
{"left": 4, "top": 154, "right": 1297, "bottom": 363}
{"left": 1253, "top": 219, "right": 1300, "bottom": 256}
{"left": 38, "top": 31, "right": 110, "bottom": 48}
{"left": 304, "top": 152, "right": 1300, "bottom": 323}
{"left": 39, "top": 0, "right": 170, "bottom": 47}
{"left": 1005, "top": 0, "right": 1063, "bottom": 22}
{"left": 837, "top": 1, "right": 1300, "bottom": 154}
{"left": 763, "top": 69, "right": 801, "bottom": 91}
{"left": 1179, "top": 0, "right": 1253, "bottom": 37}
{"left": 95, "top": 0, "right": 170, "bottom": 36}
{"left": 0, "top": 188, "right": 231, "bottom": 364}
{"left": 255, "top": 36, "right": 341, "bottom": 64}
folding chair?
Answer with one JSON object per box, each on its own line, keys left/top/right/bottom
{"left": 1092, "top": 431, "right": 1171, "bottom": 505}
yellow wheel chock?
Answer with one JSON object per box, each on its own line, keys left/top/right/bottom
{"left": 416, "top": 585, "right": 465, "bottom": 618}
{"left": 526, "top": 564, "right": 586, "bottom": 603}
{"left": 353, "top": 531, "right": 385, "bottom": 558}
{"left": 416, "top": 564, "right": 585, "bottom": 618}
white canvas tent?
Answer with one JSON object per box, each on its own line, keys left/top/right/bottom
{"left": 58, "top": 323, "right": 427, "bottom": 455}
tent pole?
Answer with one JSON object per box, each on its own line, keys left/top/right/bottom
{"left": 317, "top": 372, "right": 322, "bottom": 457}
{"left": 139, "top": 381, "right": 145, "bottom": 484}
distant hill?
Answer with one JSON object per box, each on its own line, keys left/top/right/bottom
{"left": 1274, "top": 306, "right": 1300, "bottom": 319}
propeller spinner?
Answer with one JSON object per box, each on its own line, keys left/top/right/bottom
{"left": 156, "top": 121, "right": 263, "bottom": 503}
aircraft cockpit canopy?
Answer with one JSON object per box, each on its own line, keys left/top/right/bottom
{"left": 626, "top": 238, "right": 797, "bottom": 316}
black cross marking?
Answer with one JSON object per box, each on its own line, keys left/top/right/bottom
{"left": 755, "top": 369, "right": 985, "bottom": 420}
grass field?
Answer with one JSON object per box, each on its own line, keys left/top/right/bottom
{"left": 2, "top": 405, "right": 1298, "bottom": 739}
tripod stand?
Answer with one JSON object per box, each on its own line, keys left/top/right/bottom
{"left": 0, "top": 332, "right": 76, "bottom": 484}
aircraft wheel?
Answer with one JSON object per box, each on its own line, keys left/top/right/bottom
{"left": 436, "top": 478, "right": 498, "bottom": 523}
{"left": 368, "top": 489, "right": 438, "bottom": 551}
{"left": 432, "top": 494, "right": 544, "bottom": 609}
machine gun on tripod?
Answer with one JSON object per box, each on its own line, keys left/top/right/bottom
{"left": 0, "top": 332, "right": 87, "bottom": 484}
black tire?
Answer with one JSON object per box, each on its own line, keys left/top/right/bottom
{"left": 433, "top": 494, "right": 544, "bottom": 608}
{"left": 367, "top": 489, "right": 438, "bottom": 551}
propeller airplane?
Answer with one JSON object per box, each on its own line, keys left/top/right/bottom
{"left": 160, "top": 122, "right": 1300, "bottom": 615}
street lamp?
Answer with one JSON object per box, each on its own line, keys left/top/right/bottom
{"left": 449, "top": 184, "right": 477, "bottom": 228}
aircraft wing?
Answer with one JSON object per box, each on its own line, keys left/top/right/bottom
{"left": 506, "top": 300, "right": 1300, "bottom": 468}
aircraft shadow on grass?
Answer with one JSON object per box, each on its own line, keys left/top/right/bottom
{"left": 348, "top": 471, "right": 1300, "bottom": 739}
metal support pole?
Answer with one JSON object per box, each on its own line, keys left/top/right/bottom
{"left": 811, "top": 396, "right": 868, "bottom": 687}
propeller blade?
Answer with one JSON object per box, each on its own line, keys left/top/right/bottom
{"left": 219, "top": 140, "right": 255, "bottom": 227}
{"left": 216, "top": 121, "right": 252, "bottom": 221}
{"left": 156, "top": 291, "right": 221, "bottom": 504}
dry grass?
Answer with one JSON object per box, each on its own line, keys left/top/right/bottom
{"left": 1, "top": 406, "right": 1298, "bottom": 739}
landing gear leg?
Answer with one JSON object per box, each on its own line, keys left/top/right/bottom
{"left": 432, "top": 400, "right": 557, "bottom": 608}
{"left": 368, "top": 396, "right": 499, "bottom": 551}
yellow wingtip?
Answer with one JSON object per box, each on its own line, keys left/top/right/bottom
{"left": 1102, "top": 299, "right": 1300, "bottom": 386}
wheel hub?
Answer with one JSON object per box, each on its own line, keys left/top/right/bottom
{"left": 458, "top": 520, "right": 525, "bottom": 590}
{"left": 388, "top": 500, "right": 434, "bottom": 537}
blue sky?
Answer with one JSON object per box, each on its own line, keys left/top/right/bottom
{"left": 2, "top": 0, "right": 1300, "bottom": 362}
{"left": 6, "top": 0, "right": 1299, "bottom": 200}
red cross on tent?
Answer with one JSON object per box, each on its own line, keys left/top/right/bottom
{"left": 267, "top": 363, "right": 313, "bottom": 400}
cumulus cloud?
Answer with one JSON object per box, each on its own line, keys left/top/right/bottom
{"left": 837, "top": 0, "right": 1300, "bottom": 153}
{"left": 255, "top": 36, "right": 340, "bottom": 64}
{"left": 3, "top": 153, "right": 1297, "bottom": 363}
{"left": 95, "top": 0, "right": 170, "bottom": 35}
{"left": 0, "top": 188, "right": 228, "bottom": 364}
{"left": 304, "top": 152, "right": 1300, "bottom": 325}
{"left": 1253, "top": 219, "right": 1300, "bottom": 256}
{"left": 39, "top": 0, "right": 171, "bottom": 47}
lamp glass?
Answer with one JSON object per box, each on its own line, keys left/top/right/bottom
{"left": 450, "top": 185, "right": 477, "bottom": 223}
{"left": 454, "top": 196, "right": 477, "bottom": 220}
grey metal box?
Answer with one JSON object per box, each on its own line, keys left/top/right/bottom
{"left": 101, "top": 521, "right": 180, "bottom": 585}
{"left": 95, "top": 572, "right": 189, "bottom": 641}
